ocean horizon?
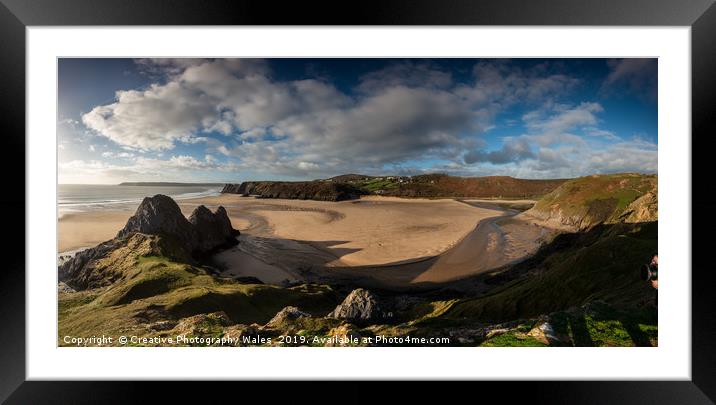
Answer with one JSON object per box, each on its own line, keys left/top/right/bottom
{"left": 58, "top": 184, "right": 222, "bottom": 216}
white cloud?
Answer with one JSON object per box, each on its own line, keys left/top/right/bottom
{"left": 73, "top": 59, "right": 655, "bottom": 180}
{"left": 81, "top": 59, "right": 576, "bottom": 165}
{"left": 583, "top": 126, "right": 620, "bottom": 140}
{"left": 82, "top": 81, "right": 217, "bottom": 150}
{"left": 102, "top": 151, "right": 135, "bottom": 159}
{"left": 461, "top": 100, "right": 656, "bottom": 178}
{"left": 297, "top": 161, "right": 319, "bottom": 171}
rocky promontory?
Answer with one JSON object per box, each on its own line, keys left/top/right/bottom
{"left": 522, "top": 173, "right": 657, "bottom": 230}
{"left": 59, "top": 194, "right": 239, "bottom": 290}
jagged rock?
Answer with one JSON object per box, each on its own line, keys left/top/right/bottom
{"left": 58, "top": 281, "right": 75, "bottom": 293}
{"left": 188, "top": 205, "right": 239, "bottom": 253}
{"left": 327, "top": 288, "right": 387, "bottom": 323}
{"left": 117, "top": 194, "right": 197, "bottom": 249}
{"left": 265, "top": 306, "right": 312, "bottom": 328}
{"left": 527, "top": 319, "right": 571, "bottom": 345}
{"left": 149, "top": 320, "right": 176, "bottom": 331}
{"left": 59, "top": 236, "right": 134, "bottom": 290}
{"left": 116, "top": 194, "right": 238, "bottom": 255}
{"left": 619, "top": 191, "right": 658, "bottom": 223}
{"left": 58, "top": 233, "right": 188, "bottom": 290}
{"left": 485, "top": 328, "right": 510, "bottom": 339}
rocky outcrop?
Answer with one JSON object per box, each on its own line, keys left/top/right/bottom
{"left": 59, "top": 233, "right": 188, "bottom": 290}
{"left": 619, "top": 190, "right": 658, "bottom": 223}
{"left": 188, "top": 205, "right": 238, "bottom": 253}
{"left": 265, "top": 306, "right": 312, "bottom": 328}
{"left": 526, "top": 317, "right": 571, "bottom": 345}
{"left": 58, "top": 281, "right": 75, "bottom": 293}
{"left": 221, "top": 181, "right": 363, "bottom": 201}
{"left": 117, "top": 194, "right": 197, "bottom": 249}
{"left": 58, "top": 195, "right": 239, "bottom": 290}
{"left": 116, "top": 194, "right": 239, "bottom": 255}
{"left": 327, "top": 288, "right": 388, "bottom": 323}
{"left": 522, "top": 174, "right": 658, "bottom": 230}
{"left": 171, "top": 312, "right": 231, "bottom": 337}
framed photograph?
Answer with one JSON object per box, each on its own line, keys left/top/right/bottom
{"left": 3, "top": 0, "right": 715, "bottom": 402}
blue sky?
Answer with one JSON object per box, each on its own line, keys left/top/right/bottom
{"left": 58, "top": 58, "right": 657, "bottom": 184}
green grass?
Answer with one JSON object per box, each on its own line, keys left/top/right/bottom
{"left": 532, "top": 173, "right": 657, "bottom": 227}
{"left": 438, "top": 222, "right": 657, "bottom": 324}
{"left": 355, "top": 178, "right": 400, "bottom": 193}
{"left": 480, "top": 332, "right": 548, "bottom": 347}
{"left": 58, "top": 252, "right": 340, "bottom": 343}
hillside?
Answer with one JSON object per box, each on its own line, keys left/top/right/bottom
{"left": 364, "top": 174, "right": 566, "bottom": 199}
{"left": 403, "top": 174, "right": 660, "bottom": 345}
{"left": 222, "top": 174, "right": 566, "bottom": 201}
{"left": 523, "top": 173, "right": 657, "bottom": 230}
{"left": 221, "top": 181, "right": 363, "bottom": 201}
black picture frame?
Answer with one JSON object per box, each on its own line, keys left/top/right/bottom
{"left": 2, "top": 0, "right": 715, "bottom": 403}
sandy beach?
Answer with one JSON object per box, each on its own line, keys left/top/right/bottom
{"left": 58, "top": 194, "right": 548, "bottom": 286}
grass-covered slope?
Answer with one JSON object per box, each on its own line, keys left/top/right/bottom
{"left": 525, "top": 173, "right": 657, "bottom": 230}
{"left": 437, "top": 222, "right": 657, "bottom": 324}
{"left": 222, "top": 174, "right": 566, "bottom": 201}
{"left": 59, "top": 253, "right": 339, "bottom": 342}
{"left": 373, "top": 174, "right": 566, "bottom": 199}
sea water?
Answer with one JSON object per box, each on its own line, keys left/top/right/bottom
{"left": 58, "top": 184, "right": 222, "bottom": 217}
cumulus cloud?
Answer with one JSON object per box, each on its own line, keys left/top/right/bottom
{"left": 460, "top": 100, "right": 657, "bottom": 178}
{"left": 81, "top": 59, "right": 578, "bottom": 164}
{"left": 464, "top": 137, "right": 534, "bottom": 164}
{"left": 82, "top": 81, "right": 216, "bottom": 150}
{"left": 74, "top": 58, "right": 655, "bottom": 180}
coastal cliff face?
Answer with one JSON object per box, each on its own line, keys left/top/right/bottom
{"left": 59, "top": 194, "right": 239, "bottom": 290}
{"left": 522, "top": 173, "right": 657, "bottom": 231}
{"left": 221, "top": 181, "right": 364, "bottom": 201}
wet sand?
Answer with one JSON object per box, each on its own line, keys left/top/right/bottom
{"left": 58, "top": 211, "right": 132, "bottom": 252}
